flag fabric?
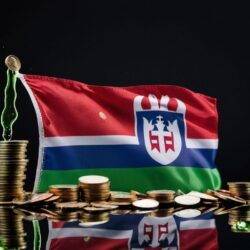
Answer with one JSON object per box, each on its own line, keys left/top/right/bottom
{"left": 18, "top": 74, "right": 221, "bottom": 192}
{"left": 46, "top": 212, "right": 218, "bottom": 250}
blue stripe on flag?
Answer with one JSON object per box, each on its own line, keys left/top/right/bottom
{"left": 42, "top": 145, "right": 217, "bottom": 170}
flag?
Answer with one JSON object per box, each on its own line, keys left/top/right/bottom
{"left": 46, "top": 212, "right": 218, "bottom": 250}
{"left": 18, "top": 74, "right": 221, "bottom": 192}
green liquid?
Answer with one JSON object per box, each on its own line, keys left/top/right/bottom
{"left": 1, "top": 69, "right": 18, "bottom": 140}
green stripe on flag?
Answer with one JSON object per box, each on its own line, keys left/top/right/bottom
{"left": 38, "top": 166, "right": 221, "bottom": 193}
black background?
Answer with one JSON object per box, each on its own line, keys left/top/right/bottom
{"left": 0, "top": 2, "right": 250, "bottom": 249}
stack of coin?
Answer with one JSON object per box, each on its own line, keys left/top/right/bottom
{"left": 147, "top": 190, "right": 176, "bottom": 203}
{"left": 228, "top": 182, "right": 250, "bottom": 201}
{"left": 0, "top": 207, "right": 27, "bottom": 249}
{"left": 49, "top": 185, "right": 79, "bottom": 201}
{"left": 229, "top": 206, "right": 250, "bottom": 233}
{"left": 79, "top": 175, "right": 110, "bottom": 202}
{"left": 0, "top": 140, "right": 28, "bottom": 201}
{"left": 110, "top": 191, "right": 133, "bottom": 203}
{"left": 79, "top": 211, "right": 110, "bottom": 227}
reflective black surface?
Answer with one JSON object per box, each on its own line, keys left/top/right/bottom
{"left": 1, "top": 206, "right": 250, "bottom": 250}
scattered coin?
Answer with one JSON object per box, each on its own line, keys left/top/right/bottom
{"left": 56, "top": 202, "right": 89, "bottom": 209}
{"left": 84, "top": 206, "right": 113, "bottom": 212}
{"left": 174, "top": 195, "right": 200, "bottom": 206}
{"left": 187, "top": 191, "right": 218, "bottom": 201}
{"left": 91, "top": 202, "right": 118, "bottom": 210}
{"left": 132, "top": 199, "right": 159, "bottom": 209}
{"left": 174, "top": 209, "right": 201, "bottom": 218}
{"left": 79, "top": 220, "right": 109, "bottom": 227}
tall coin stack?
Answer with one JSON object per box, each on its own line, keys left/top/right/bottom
{"left": 0, "top": 140, "right": 28, "bottom": 201}
{"left": 228, "top": 182, "right": 250, "bottom": 201}
{"left": 79, "top": 175, "right": 110, "bottom": 202}
{"left": 0, "top": 207, "right": 27, "bottom": 249}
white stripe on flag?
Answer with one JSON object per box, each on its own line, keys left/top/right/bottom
{"left": 44, "top": 136, "right": 218, "bottom": 149}
{"left": 44, "top": 135, "right": 139, "bottom": 147}
{"left": 180, "top": 219, "right": 215, "bottom": 230}
{"left": 48, "top": 228, "right": 133, "bottom": 239}
{"left": 186, "top": 139, "right": 218, "bottom": 149}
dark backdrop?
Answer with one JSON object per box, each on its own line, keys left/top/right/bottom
{"left": 0, "top": 1, "right": 249, "bottom": 192}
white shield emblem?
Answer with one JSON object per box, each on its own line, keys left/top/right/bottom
{"left": 134, "top": 94, "right": 186, "bottom": 165}
{"left": 143, "top": 116, "right": 182, "bottom": 165}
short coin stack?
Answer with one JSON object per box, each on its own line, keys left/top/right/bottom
{"left": 79, "top": 175, "right": 110, "bottom": 202}
{"left": 0, "top": 207, "right": 27, "bottom": 249}
{"left": 0, "top": 140, "right": 28, "bottom": 201}
{"left": 110, "top": 191, "right": 133, "bottom": 205}
{"left": 147, "top": 190, "right": 176, "bottom": 203}
{"left": 49, "top": 185, "right": 79, "bottom": 201}
{"left": 228, "top": 182, "right": 250, "bottom": 201}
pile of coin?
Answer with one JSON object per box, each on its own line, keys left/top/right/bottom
{"left": 228, "top": 206, "right": 250, "bottom": 233}
{"left": 79, "top": 175, "right": 110, "bottom": 202}
{"left": 79, "top": 211, "right": 110, "bottom": 227}
{"left": 228, "top": 182, "right": 250, "bottom": 201}
{"left": 0, "top": 207, "right": 27, "bottom": 249}
{"left": 147, "top": 190, "right": 176, "bottom": 203}
{"left": 0, "top": 140, "right": 28, "bottom": 201}
{"left": 49, "top": 185, "right": 79, "bottom": 201}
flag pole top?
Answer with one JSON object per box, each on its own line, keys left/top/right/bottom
{"left": 4, "top": 55, "right": 21, "bottom": 72}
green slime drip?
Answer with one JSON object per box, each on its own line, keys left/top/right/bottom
{"left": 1, "top": 69, "right": 18, "bottom": 141}
{"left": 33, "top": 219, "right": 41, "bottom": 250}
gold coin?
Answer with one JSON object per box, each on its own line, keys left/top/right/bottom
{"left": 55, "top": 201, "right": 88, "bottom": 209}
{"left": 90, "top": 202, "right": 118, "bottom": 210}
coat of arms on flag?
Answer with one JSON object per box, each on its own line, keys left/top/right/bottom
{"left": 17, "top": 73, "right": 221, "bottom": 192}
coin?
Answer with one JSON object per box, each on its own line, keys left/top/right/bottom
{"left": 110, "top": 209, "right": 131, "bottom": 215}
{"left": 110, "top": 191, "right": 132, "bottom": 202}
{"left": 79, "top": 220, "right": 109, "bottom": 227}
{"left": 174, "top": 209, "right": 201, "bottom": 218}
{"left": 187, "top": 191, "right": 218, "bottom": 201}
{"left": 91, "top": 202, "right": 118, "bottom": 210}
{"left": 79, "top": 175, "right": 109, "bottom": 184}
{"left": 4, "top": 55, "right": 21, "bottom": 71}
{"left": 84, "top": 206, "right": 113, "bottom": 212}
{"left": 132, "top": 199, "right": 159, "bottom": 209}
{"left": 56, "top": 202, "right": 89, "bottom": 209}
{"left": 174, "top": 195, "right": 200, "bottom": 206}
{"left": 49, "top": 184, "right": 79, "bottom": 202}
{"left": 79, "top": 175, "right": 110, "bottom": 202}
{"left": 147, "top": 190, "right": 175, "bottom": 196}
{"left": 108, "top": 201, "right": 132, "bottom": 206}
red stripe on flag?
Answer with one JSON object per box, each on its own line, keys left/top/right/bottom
{"left": 180, "top": 228, "right": 218, "bottom": 250}
{"left": 51, "top": 221, "right": 65, "bottom": 228}
{"left": 24, "top": 75, "right": 218, "bottom": 139}
{"left": 49, "top": 236, "right": 129, "bottom": 250}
